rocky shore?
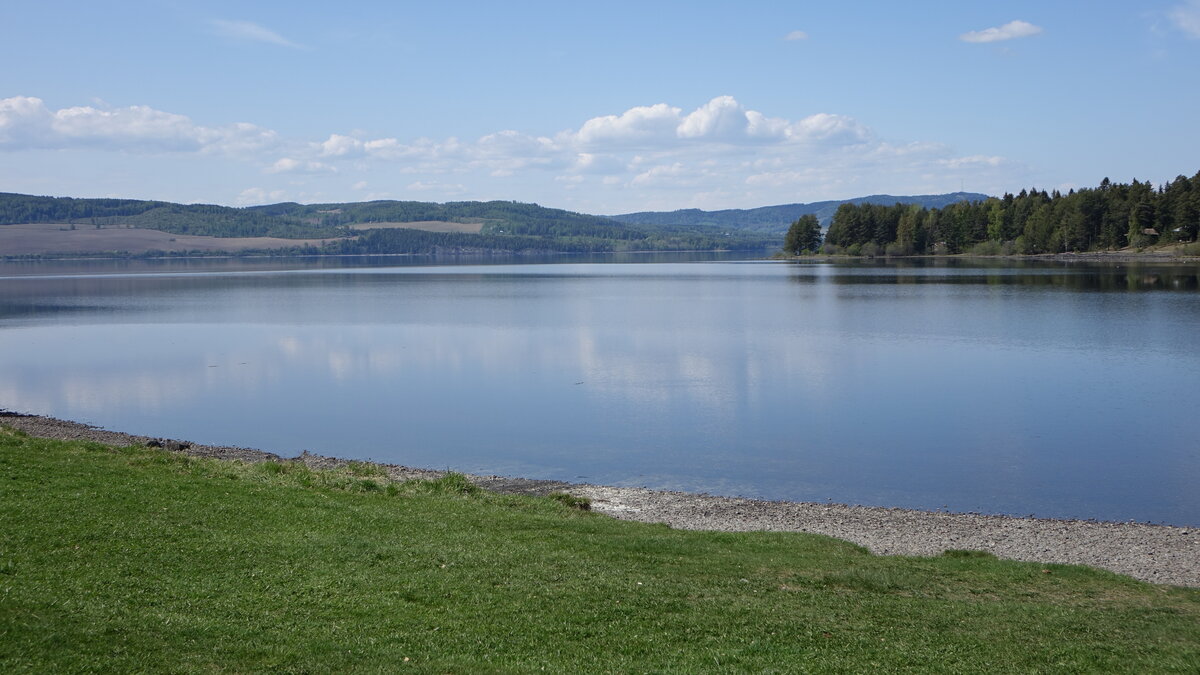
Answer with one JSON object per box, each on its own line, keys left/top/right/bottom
{"left": 3, "top": 410, "right": 1197, "bottom": 587}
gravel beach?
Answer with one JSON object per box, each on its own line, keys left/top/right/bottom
{"left": 4, "top": 410, "right": 1197, "bottom": 587}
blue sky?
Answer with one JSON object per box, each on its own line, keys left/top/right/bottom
{"left": 2, "top": 1, "right": 1198, "bottom": 213}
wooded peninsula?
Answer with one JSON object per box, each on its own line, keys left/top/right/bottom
{"left": 803, "top": 172, "right": 1200, "bottom": 256}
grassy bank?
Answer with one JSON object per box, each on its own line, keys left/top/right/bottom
{"left": 1, "top": 428, "right": 1197, "bottom": 672}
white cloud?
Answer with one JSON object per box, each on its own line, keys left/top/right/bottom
{"left": 267, "top": 157, "right": 301, "bottom": 172}
{"left": 406, "top": 180, "right": 466, "bottom": 195}
{"left": 210, "top": 19, "right": 303, "bottom": 48}
{"left": 789, "top": 112, "right": 872, "bottom": 145}
{"left": 270, "top": 95, "right": 1013, "bottom": 208}
{"left": 318, "top": 133, "right": 364, "bottom": 157}
{"left": 266, "top": 157, "right": 336, "bottom": 174}
{"left": 959, "top": 20, "right": 1043, "bottom": 44}
{"left": 677, "top": 96, "right": 754, "bottom": 140}
{"left": 313, "top": 133, "right": 456, "bottom": 163}
{"left": 1169, "top": 1, "right": 1200, "bottom": 38}
{"left": 0, "top": 96, "right": 278, "bottom": 156}
{"left": 363, "top": 137, "right": 408, "bottom": 158}
{"left": 744, "top": 110, "right": 790, "bottom": 139}
{"left": 785, "top": 30, "right": 808, "bottom": 41}
{"left": 548, "top": 96, "right": 869, "bottom": 151}
{"left": 572, "top": 103, "right": 682, "bottom": 146}
{"left": 214, "top": 121, "right": 281, "bottom": 156}
{"left": 476, "top": 129, "right": 557, "bottom": 157}
{"left": 237, "top": 187, "right": 287, "bottom": 205}
{"left": 4, "top": 93, "right": 1024, "bottom": 212}
{"left": 571, "top": 152, "right": 626, "bottom": 175}
{"left": 630, "top": 163, "right": 701, "bottom": 187}
{"left": 253, "top": 98, "right": 880, "bottom": 199}
{"left": 939, "top": 155, "right": 1004, "bottom": 169}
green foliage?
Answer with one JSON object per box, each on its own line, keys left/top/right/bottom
{"left": 783, "top": 213, "right": 822, "bottom": 254}
{"left": 0, "top": 193, "right": 342, "bottom": 239}
{"left": 819, "top": 171, "right": 1200, "bottom": 255}
{"left": 612, "top": 192, "right": 989, "bottom": 234}
{"left": 0, "top": 193, "right": 779, "bottom": 256}
{"left": 423, "top": 472, "right": 481, "bottom": 495}
{"left": 968, "top": 239, "right": 1005, "bottom": 256}
{"left": 401, "top": 472, "right": 482, "bottom": 496}
{"left": 344, "top": 460, "right": 388, "bottom": 477}
{"left": 942, "top": 549, "right": 999, "bottom": 559}
{"left": 548, "top": 491, "right": 592, "bottom": 510}
{"left": 1, "top": 429, "right": 1198, "bottom": 672}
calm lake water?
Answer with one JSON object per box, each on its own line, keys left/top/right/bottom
{"left": 2, "top": 254, "right": 1199, "bottom": 525}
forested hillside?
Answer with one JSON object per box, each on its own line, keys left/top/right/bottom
{"left": 10, "top": 175, "right": 1193, "bottom": 258}
{"left": 0, "top": 193, "right": 338, "bottom": 239}
{"left": 0, "top": 193, "right": 777, "bottom": 255}
{"left": 821, "top": 173, "right": 1200, "bottom": 255}
{"left": 612, "top": 192, "right": 989, "bottom": 233}
{"left": 323, "top": 226, "right": 769, "bottom": 255}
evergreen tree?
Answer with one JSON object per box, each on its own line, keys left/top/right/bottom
{"left": 783, "top": 214, "right": 822, "bottom": 254}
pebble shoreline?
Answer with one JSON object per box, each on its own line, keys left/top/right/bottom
{"left": 3, "top": 411, "right": 1197, "bottom": 588}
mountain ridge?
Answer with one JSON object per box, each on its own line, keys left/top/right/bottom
{"left": 0, "top": 190, "right": 989, "bottom": 256}
{"left": 610, "top": 192, "right": 991, "bottom": 233}
{"left": 0, "top": 192, "right": 775, "bottom": 256}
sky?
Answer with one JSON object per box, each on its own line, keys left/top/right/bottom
{"left": 2, "top": 1, "right": 1198, "bottom": 214}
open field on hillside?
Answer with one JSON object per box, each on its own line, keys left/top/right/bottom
{"left": 0, "top": 222, "right": 340, "bottom": 255}
{"left": 344, "top": 220, "right": 485, "bottom": 233}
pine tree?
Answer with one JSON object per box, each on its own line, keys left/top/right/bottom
{"left": 783, "top": 214, "right": 822, "bottom": 254}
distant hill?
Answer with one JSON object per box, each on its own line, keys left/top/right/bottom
{"left": 0, "top": 193, "right": 778, "bottom": 257}
{"left": 610, "top": 192, "right": 991, "bottom": 234}
{"left": 0, "top": 190, "right": 993, "bottom": 257}
{"left": 0, "top": 193, "right": 638, "bottom": 240}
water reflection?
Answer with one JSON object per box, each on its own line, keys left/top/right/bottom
{"left": 2, "top": 256, "right": 1199, "bottom": 524}
{"left": 785, "top": 259, "right": 1200, "bottom": 291}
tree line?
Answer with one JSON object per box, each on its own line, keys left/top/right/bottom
{"left": 616, "top": 192, "right": 989, "bottom": 234}
{"left": 0, "top": 192, "right": 778, "bottom": 257}
{"left": 0, "top": 193, "right": 338, "bottom": 239}
{"left": 817, "top": 172, "right": 1200, "bottom": 255}
{"left": 326, "top": 226, "right": 774, "bottom": 255}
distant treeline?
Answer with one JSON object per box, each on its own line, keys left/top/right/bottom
{"left": 0, "top": 193, "right": 778, "bottom": 256}
{"left": 326, "top": 227, "right": 772, "bottom": 255}
{"left": 612, "top": 192, "right": 989, "bottom": 234}
{"left": 822, "top": 172, "right": 1200, "bottom": 255}
{"left": 0, "top": 193, "right": 337, "bottom": 239}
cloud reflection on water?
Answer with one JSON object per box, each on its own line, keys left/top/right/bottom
{"left": 2, "top": 259, "right": 1199, "bottom": 525}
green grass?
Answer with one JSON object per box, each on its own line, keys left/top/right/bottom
{"left": 547, "top": 491, "right": 592, "bottom": 511}
{"left": 1, "top": 428, "right": 1197, "bottom": 672}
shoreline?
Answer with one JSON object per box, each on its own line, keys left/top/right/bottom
{"left": 0, "top": 248, "right": 769, "bottom": 263}
{"left": 778, "top": 249, "right": 1200, "bottom": 264}
{"left": 2, "top": 410, "right": 1197, "bottom": 587}
{"left": 4, "top": 245, "right": 1200, "bottom": 264}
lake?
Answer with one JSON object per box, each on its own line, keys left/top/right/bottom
{"left": 2, "top": 254, "right": 1198, "bottom": 526}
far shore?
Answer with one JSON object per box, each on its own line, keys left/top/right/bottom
{"left": 2, "top": 409, "right": 1197, "bottom": 587}
{"left": 4, "top": 231, "right": 1200, "bottom": 264}
{"left": 777, "top": 246, "right": 1200, "bottom": 265}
